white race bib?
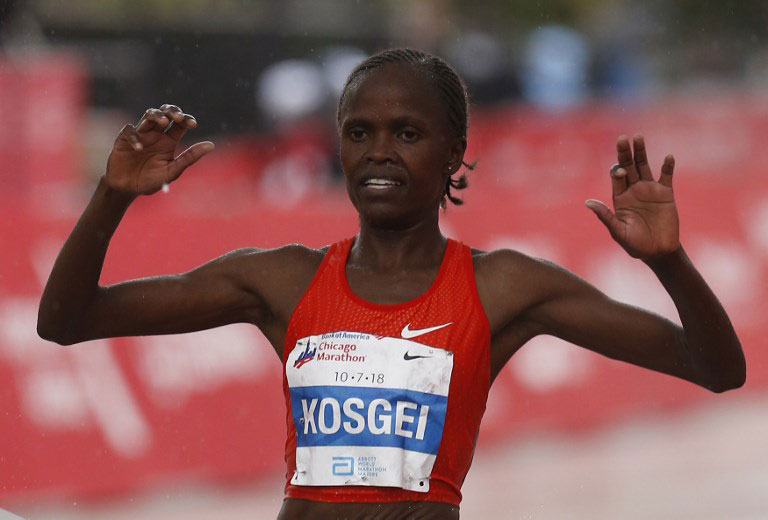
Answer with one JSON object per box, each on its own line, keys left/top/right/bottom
{"left": 286, "top": 330, "right": 453, "bottom": 492}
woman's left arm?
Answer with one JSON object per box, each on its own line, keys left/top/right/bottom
{"left": 579, "top": 134, "right": 744, "bottom": 391}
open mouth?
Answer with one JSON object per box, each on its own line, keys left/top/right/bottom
{"left": 362, "top": 178, "right": 404, "bottom": 189}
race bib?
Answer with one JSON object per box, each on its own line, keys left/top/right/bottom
{"left": 286, "top": 330, "right": 453, "bottom": 492}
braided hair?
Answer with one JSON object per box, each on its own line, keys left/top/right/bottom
{"left": 338, "top": 48, "right": 473, "bottom": 207}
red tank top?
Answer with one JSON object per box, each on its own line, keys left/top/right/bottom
{"left": 282, "top": 237, "right": 490, "bottom": 505}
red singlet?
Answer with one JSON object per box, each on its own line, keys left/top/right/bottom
{"left": 282, "top": 237, "right": 490, "bottom": 505}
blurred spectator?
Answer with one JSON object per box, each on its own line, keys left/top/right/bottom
{"left": 592, "top": 39, "right": 657, "bottom": 101}
{"left": 318, "top": 45, "right": 367, "bottom": 102}
{"left": 0, "top": 0, "right": 47, "bottom": 59}
{"left": 745, "top": 46, "right": 768, "bottom": 87}
{"left": 257, "top": 59, "right": 328, "bottom": 124}
{"left": 521, "top": 24, "right": 590, "bottom": 110}
{"left": 388, "top": 0, "right": 452, "bottom": 53}
{"left": 445, "top": 31, "right": 520, "bottom": 104}
{"left": 255, "top": 57, "right": 338, "bottom": 203}
{"left": 585, "top": 3, "right": 658, "bottom": 101}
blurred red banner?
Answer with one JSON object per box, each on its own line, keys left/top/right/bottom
{"left": 0, "top": 53, "right": 85, "bottom": 198}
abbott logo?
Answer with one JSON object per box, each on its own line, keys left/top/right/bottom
{"left": 332, "top": 456, "right": 354, "bottom": 476}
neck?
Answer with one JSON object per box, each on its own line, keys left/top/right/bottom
{"left": 350, "top": 215, "right": 446, "bottom": 272}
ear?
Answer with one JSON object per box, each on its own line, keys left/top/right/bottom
{"left": 446, "top": 137, "right": 467, "bottom": 175}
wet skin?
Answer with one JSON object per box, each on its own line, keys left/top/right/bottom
{"left": 38, "top": 64, "right": 744, "bottom": 519}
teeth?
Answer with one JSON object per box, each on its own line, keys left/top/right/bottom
{"left": 364, "top": 178, "right": 401, "bottom": 186}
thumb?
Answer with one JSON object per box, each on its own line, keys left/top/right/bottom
{"left": 585, "top": 199, "right": 619, "bottom": 235}
{"left": 167, "top": 141, "right": 215, "bottom": 182}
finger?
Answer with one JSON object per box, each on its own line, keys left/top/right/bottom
{"left": 137, "top": 108, "right": 171, "bottom": 133}
{"left": 118, "top": 124, "right": 143, "bottom": 151}
{"left": 157, "top": 104, "right": 198, "bottom": 141}
{"left": 616, "top": 135, "right": 640, "bottom": 184}
{"left": 137, "top": 106, "right": 181, "bottom": 127}
{"left": 585, "top": 199, "right": 622, "bottom": 238}
{"left": 159, "top": 104, "right": 186, "bottom": 123}
{"left": 158, "top": 104, "right": 198, "bottom": 129}
{"left": 610, "top": 163, "right": 628, "bottom": 196}
{"left": 165, "top": 115, "right": 197, "bottom": 141}
{"left": 166, "top": 141, "right": 215, "bottom": 182}
{"left": 136, "top": 108, "right": 159, "bottom": 128}
{"left": 659, "top": 154, "right": 675, "bottom": 188}
{"left": 632, "top": 134, "right": 653, "bottom": 181}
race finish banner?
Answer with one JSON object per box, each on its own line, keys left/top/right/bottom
{"left": 2, "top": 83, "right": 767, "bottom": 502}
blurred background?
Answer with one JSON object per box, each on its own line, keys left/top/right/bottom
{"left": 1, "top": 0, "right": 767, "bottom": 518}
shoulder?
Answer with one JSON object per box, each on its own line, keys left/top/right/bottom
{"left": 474, "top": 246, "right": 587, "bottom": 294}
{"left": 470, "top": 246, "right": 581, "bottom": 332}
{"left": 215, "top": 243, "right": 328, "bottom": 279}
{"left": 239, "top": 243, "right": 327, "bottom": 262}
{"left": 185, "top": 244, "right": 328, "bottom": 292}
{"left": 471, "top": 247, "right": 560, "bottom": 282}
{"left": 206, "top": 244, "right": 332, "bottom": 329}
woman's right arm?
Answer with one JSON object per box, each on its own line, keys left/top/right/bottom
{"left": 37, "top": 105, "right": 263, "bottom": 345}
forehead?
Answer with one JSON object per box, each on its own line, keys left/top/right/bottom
{"left": 340, "top": 64, "right": 449, "bottom": 128}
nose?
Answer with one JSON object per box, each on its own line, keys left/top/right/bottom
{"left": 365, "top": 133, "right": 395, "bottom": 164}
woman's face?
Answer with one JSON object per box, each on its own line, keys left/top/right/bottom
{"left": 338, "top": 64, "right": 465, "bottom": 230}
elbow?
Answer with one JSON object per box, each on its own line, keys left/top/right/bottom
{"left": 37, "top": 313, "right": 80, "bottom": 346}
{"left": 708, "top": 374, "right": 746, "bottom": 393}
{"left": 706, "top": 362, "right": 746, "bottom": 394}
{"left": 37, "top": 315, "right": 59, "bottom": 343}
{"left": 37, "top": 299, "right": 68, "bottom": 344}
{"left": 709, "top": 381, "right": 743, "bottom": 393}
{"left": 711, "top": 374, "right": 747, "bottom": 394}
{"left": 37, "top": 295, "right": 94, "bottom": 346}
{"left": 36, "top": 322, "right": 76, "bottom": 346}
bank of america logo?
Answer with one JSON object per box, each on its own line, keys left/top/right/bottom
{"left": 293, "top": 340, "right": 317, "bottom": 369}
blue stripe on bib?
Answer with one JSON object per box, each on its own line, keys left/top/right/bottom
{"left": 290, "top": 385, "right": 447, "bottom": 455}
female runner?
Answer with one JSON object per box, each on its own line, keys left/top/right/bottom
{"left": 38, "top": 49, "right": 744, "bottom": 520}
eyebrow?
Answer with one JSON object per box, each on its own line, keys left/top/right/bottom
{"left": 391, "top": 116, "right": 426, "bottom": 128}
{"left": 341, "top": 117, "right": 371, "bottom": 130}
{"left": 341, "top": 115, "right": 427, "bottom": 130}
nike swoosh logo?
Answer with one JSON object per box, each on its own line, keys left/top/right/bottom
{"left": 401, "top": 322, "right": 452, "bottom": 339}
{"left": 404, "top": 352, "right": 431, "bottom": 361}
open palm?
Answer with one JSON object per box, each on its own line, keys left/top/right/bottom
{"left": 586, "top": 135, "right": 680, "bottom": 260}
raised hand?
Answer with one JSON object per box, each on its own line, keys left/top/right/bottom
{"left": 585, "top": 135, "right": 679, "bottom": 260}
{"left": 106, "top": 104, "right": 215, "bottom": 195}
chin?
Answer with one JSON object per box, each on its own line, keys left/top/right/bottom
{"left": 358, "top": 205, "right": 435, "bottom": 232}
{"left": 360, "top": 208, "right": 410, "bottom": 230}
{"left": 348, "top": 188, "right": 441, "bottom": 231}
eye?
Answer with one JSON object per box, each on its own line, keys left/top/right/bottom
{"left": 347, "top": 128, "right": 367, "bottom": 142}
{"left": 398, "top": 128, "right": 420, "bottom": 143}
